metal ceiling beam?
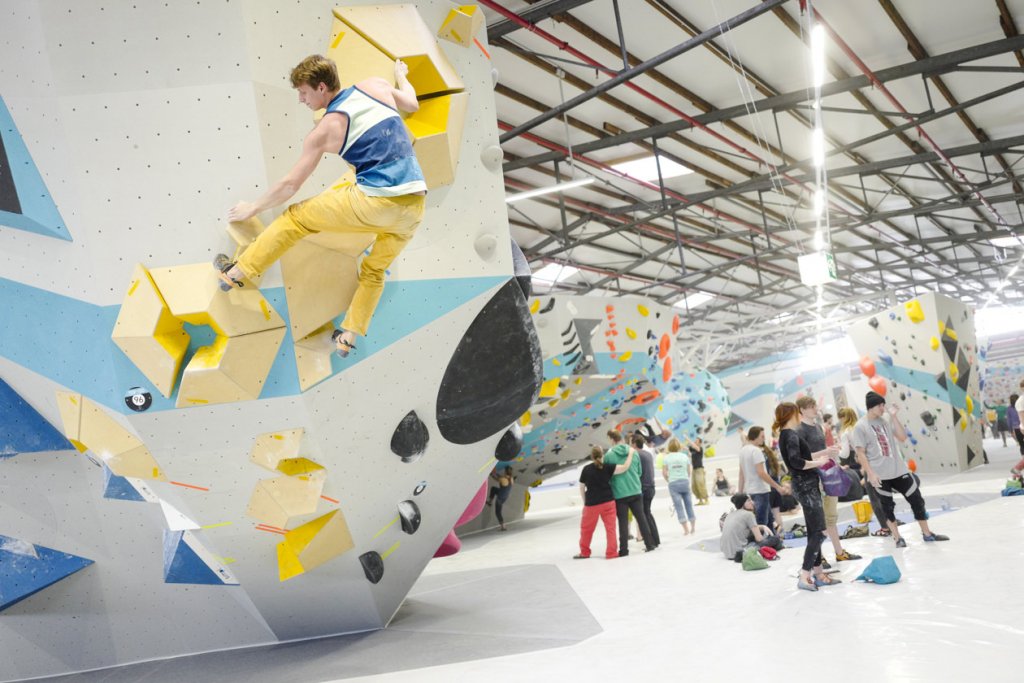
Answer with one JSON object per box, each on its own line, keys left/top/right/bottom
{"left": 680, "top": 133, "right": 1024, "bottom": 204}
{"left": 495, "top": 0, "right": 790, "bottom": 142}
{"left": 486, "top": 0, "right": 598, "bottom": 39}
{"left": 501, "top": 35, "right": 1024, "bottom": 172}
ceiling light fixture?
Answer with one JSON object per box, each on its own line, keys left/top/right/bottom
{"left": 505, "top": 177, "right": 595, "bottom": 204}
{"left": 532, "top": 263, "right": 579, "bottom": 285}
{"left": 672, "top": 291, "right": 714, "bottom": 310}
{"left": 610, "top": 155, "right": 693, "bottom": 182}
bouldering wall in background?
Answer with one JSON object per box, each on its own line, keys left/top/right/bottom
{"left": 0, "top": 2, "right": 539, "bottom": 680}
{"left": 456, "top": 294, "right": 732, "bottom": 533}
{"left": 848, "top": 292, "right": 982, "bottom": 473}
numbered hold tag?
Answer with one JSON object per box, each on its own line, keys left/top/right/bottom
{"left": 124, "top": 386, "right": 153, "bottom": 412}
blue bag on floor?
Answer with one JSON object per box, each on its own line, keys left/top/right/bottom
{"left": 855, "top": 555, "right": 901, "bottom": 584}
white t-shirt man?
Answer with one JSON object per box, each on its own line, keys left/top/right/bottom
{"left": 850, "top": 415, "right": 908, "bottom": 481}
{"left": 738, "top": 444, "right": 771, "bottom": 494}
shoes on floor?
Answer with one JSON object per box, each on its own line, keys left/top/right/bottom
{"left": 573, "top": 554, "right": 589, "bottom": 559}
{"left": 895, "top": 537, "right": 907, "bottom": 548}
{"left": 835, "top": 550, "right": 862, "bottom": 561}
{"left": 820, "top": 558, "right": 832, "bottom": 570}
{"left": 797, "top": 578, "right": 818, "bottom": 593}
{"left": 922, "top": 533, "right": 949, "bottom": 542}
{"left": 813, "top": 575, "right": 842, "bottom": 587}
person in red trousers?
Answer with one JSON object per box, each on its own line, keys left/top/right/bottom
{"left": 575, "top": 446, "right": 635, "bottom": 559}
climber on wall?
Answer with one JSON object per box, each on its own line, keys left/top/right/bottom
{"left": 219, "top": 54, "right": 427, "bottom": 358}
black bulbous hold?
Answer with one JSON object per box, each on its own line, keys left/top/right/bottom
{"left": 391, "top": 410, "right": 429, "bottom": 463}
{"left": 360, "top": 551, "right": 384, "bottom": 584}
{"left": 398, "top": 500, "right": 421, "bottom": 534}
{"left": 494, "top": 423, "right": 523, "bottom": 462}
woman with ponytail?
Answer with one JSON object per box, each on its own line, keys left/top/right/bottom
{"left": 774, "top": 402, "right": 841, "bottom": 592}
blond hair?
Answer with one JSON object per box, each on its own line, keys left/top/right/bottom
{"left": 837, "top": 407, "right": 858, "bottom": 433}
{"left": 667, "top": 437, "right": 683, "bottom": 452}
{"left": 289, "top": 54, "right": 340, "bottom": 91}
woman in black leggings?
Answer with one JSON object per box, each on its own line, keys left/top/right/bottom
{"left": 773, "top": 402, "right": 841, "bottom": 592}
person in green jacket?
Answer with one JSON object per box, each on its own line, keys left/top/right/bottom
{"left": 604, "top": 430, "right": 657, "bottom": 556}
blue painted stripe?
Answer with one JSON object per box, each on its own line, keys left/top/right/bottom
{"left": 1, "top": 274, "right": 505, "bottom": 414}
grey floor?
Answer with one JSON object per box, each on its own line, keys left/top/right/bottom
{"left": 19, "top": 439, "right": 1024, "bottom": 683}
{"left": 26, "top": 563, "right": 601, "bottom": 683}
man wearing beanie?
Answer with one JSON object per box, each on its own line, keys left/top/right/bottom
{"left": 720, "top": 493, "right": 782, "bottom": 561}
{"left": 851, "top": 391, "right": 950, "bottom": 547}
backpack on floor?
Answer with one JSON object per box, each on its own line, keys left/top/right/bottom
{"left": 855, "top": 555, "right": 901, "bottom": 584}
{"left": 742, "top": 546, "right": 769, "bottom": 571}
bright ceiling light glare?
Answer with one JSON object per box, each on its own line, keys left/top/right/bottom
{"left": 990, "top": 236, "right": 1024, "bottom": 248}
{"left": 531, "top": 263, "right": 579, "bottom": 285}
{"left": 505, "top": 177, "right": 595, "bottom": 204}
{"left": 610, "top": 155, "right": 694, "bottom": 182}
{"left": 813, "top": 188, "right": 825, "bottom": 216}
{"left": 811, "top": 127, "right": 825, "bottom": 167}
{"left": 811, "top": 24, "right": 826, "bottom": 88}
{"left": 799, "top": 336, "right": 857, "bottom": 372}
{"left": 812, "top": 230, "right": 825, "bottom": 250}
{"left": 672, "top": 291, "right": 714, "bottom": 310}
{"left": 975, "top": 306, "right": 1024, "bottom": 337}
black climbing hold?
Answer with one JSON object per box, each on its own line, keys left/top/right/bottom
{"left": 436, "top": 279, "right": 543, "bottom": 445}
{"left": 359, "top": 551, "right": 384, "bottom": 584}
{"left": 510, "top": 239, "right": 532, "bottom": 299}
{"left": 398, "top": 500, "right": 421, "bottom": 534}
{"left": 868, "top": 317, "right": 879, "bottom": 329}
{"left": 390, "top": 410, "right": 429, "bottom": 463}
{"left": 495, "top": 422, "right": 523, "bottom": 462}
{"left": 936, "top": 372, "right": 948, "bottom": 390}
{"left": 967, "top": 445, "right": 977, "bottom": 466}
{"left": 921, "top": 411, "right": 936, "bottom": 427}
{"left": 539, "top": 298, "right": 555, "bottom": 314}
{"left": 413, "top": 481, "right": 427, "bottom": 496}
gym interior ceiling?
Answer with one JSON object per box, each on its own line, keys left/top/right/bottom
{"left": 480, "top": 0, "right": 1024, "bottom": 371}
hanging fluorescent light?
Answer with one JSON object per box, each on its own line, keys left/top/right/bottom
{"left": 532, "top": 263, "right": 579, "bottom": 285}
{"left": 811, "top": 24, "right": 826, "bottom": 88}
{"left": 811, "top": 127, "right": 825, "bottom": 167}
{"left": 672, "top": 291, "right": 714, "bottom": 310}
{"left": 813, "top": 188, "right": 825, "bottom": 216}
{"left": 505, "top": 178, "right": 595, "bottom": 204}
{"left": 812, "top": 231, "right": 825, "bottom": 250}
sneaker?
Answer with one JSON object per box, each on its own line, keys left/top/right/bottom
{"left": 922, "top": 533, "right": 949, "bottom": 542}
{"left": 573, "top": 554, "right": 589, "bottom": 559}
{"left": 835, "top": 550, "right": 862, "bottom": 561}
{"left": 895, "top": 537, "right": 907, "bottom": 548}
{"left": 820, "top": 557, "right": 832, "bottom": 570}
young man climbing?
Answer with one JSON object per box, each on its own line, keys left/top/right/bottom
{"left": 219, "top": 54, "right": 427, "bottom": 358}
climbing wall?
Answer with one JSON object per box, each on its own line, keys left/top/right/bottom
{"left": 848, "top": 292, "right": 983, "bottom": 473}
{"left": 455, "top": 293, "right": 731, "bottom": 533}
{"left": 722, "top": 360, "right": 858, "bottom": 435}
{"left": 0, "top": 2, "right": 536, "bottom": 680}
{"left": 980, "top": 353, "right": 1024, "bottom": 407}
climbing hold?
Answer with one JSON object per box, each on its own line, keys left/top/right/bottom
{"left": 398, "top": 500, "right": 421, "bottom": 535}
{"left": 390, "top": 411, "right": 430, "bottom": 463}
{"left": 494, "top": 423, "right": 523, "bottom": 462}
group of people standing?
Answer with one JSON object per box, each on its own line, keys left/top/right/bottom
{"left": 575, "top": 430, "right": 707, "bottom": 559}
{"left": 738, "top": 391, "right": 950, "bottom": 592}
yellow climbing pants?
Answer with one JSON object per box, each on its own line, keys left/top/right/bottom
{"left": 236, "top": 184, "right": 425, "bottom": 336}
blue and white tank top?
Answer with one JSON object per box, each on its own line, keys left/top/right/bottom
{"left": 325, "top": 87, "right": 427, "bottom": 196}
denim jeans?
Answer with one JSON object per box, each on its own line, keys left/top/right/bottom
{"left": 667, "top": 479, "right": 695, "bottom": 523}
{"left": 750, "top": 491, "right": 771, "bottom": 527}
